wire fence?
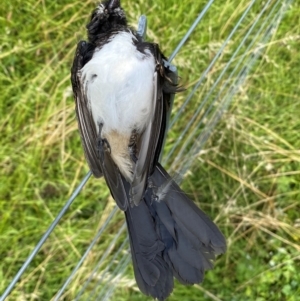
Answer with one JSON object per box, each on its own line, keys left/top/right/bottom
{"left": 0, "top": 0, "right": 293, "bottom": 300}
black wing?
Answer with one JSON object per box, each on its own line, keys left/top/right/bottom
{"left": 71, "top": 40, "right": 130, "bottom": 211}
{"left": 71, "top": 41, "right": 103, "bottom": 178}
{"left": 130, "top": 43, "right": 177, "bottom": 205}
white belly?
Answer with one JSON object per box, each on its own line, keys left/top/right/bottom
{"left": 80, "top": 31, "right": 155, "bottom": 181}
{"left": 81, "top": 31, "right": 155, "bottom": 136}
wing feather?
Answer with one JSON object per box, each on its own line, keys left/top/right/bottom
{"left": 130, "top": 43, "right": 177, "bottom": 206}
{"left": 71, "top": 41, "right": 129, "bottom": 210}
{"left": 71, "top": 41, "right": 103, "bottom": 178}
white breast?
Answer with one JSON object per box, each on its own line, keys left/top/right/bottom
{"left": 81, "top": 31, "right": 155, "bottom": 136}
{"left": 80, "top": 31, "right": 155, "bottom": 181}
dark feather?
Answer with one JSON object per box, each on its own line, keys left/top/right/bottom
{"left": 154, "top": 164, "right": 227, "bottom": 254}
{"left": 144, "top": 164, "right": 226, "bottom": 286}
{"left": 125, "top": 201, "right": 174, "bottom": 300}
{"left": 71, "top": 1, "right": 226, "bottom": 299}
{"left": 71, "top": 41, "right": 129, "bottom": 210}
{"left": 71, "top": 41, "right": 102, "bottom": 178}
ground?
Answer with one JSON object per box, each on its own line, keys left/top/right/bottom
{"left": 0, "top": 0, "right": 299, "bottom": 300}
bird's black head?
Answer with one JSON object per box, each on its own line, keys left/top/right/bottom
{"left": 87, "top": 0, "right": 127, "bottom": 43}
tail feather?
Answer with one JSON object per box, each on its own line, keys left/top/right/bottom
{"left": 154, "top": 163, "right": 226, "bottom": 254}
{"left": 125, "top": 201, "right": 174, "bottom": 300}
{"left": 174, "top": 225, "right": 215, "bottom": 270}
{"left": 124, "top": 163, "right": 226, "bottom": 300}
{"left": 147, "top": 164, "right": 226, "bottom": 287}
{"left": 167, "top": 248, "right": 204, "bottom": 284}
{"left": 147, "top": 202, "right": 205, "bottom": 284}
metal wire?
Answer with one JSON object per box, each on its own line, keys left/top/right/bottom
{"left": 179, "top": 0, "right": 286, "bottom": 177}
{"left": 83, "top": 240, "right": 129, "bottom": 301}
{"left": 0, "top": 171, "right": 92, "bottom": 301}
{"left": 171, "top": 0, "right": 283, "bottom": 174}
{"left": 168, "top": 0, "right": 215, "bottom": 63}
{"left": 1, "top": 0, "right": 293, "bottom": 300}
{"left": 74, "top": 229, "right": 128, "bottom": 300}
{"left": 53, "top": 206, "right": 120, "bottom": 301}
{"left": 73, "top": 1, "right": 291, "bottom": 299}
{"left": 166, "top": 0, "right": 256, "bottom": 151}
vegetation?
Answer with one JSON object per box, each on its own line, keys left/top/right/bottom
{"left": 0, "top": 0, "right": 299, "bottom": 300}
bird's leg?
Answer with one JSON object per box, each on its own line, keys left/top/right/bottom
{"left": 97, "top": 123, "right": 111, "bottom": 162}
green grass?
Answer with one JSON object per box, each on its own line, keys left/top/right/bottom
{"left": 1, "top": 0, "right": 300, "bottom": 300}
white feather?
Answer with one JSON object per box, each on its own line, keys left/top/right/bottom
{"left": 81, "top": 31, "right": 155, "bottom": 136}
{"left": 80, "top": 31, "right": 156, "bottom": 180}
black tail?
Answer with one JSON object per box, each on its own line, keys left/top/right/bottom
{"left": 124, "top": 163, "right": 226, "bottom": 300}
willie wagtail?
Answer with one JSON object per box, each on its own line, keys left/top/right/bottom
{"left": 71, "top": 0, "right": 226, "bottom": 299}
